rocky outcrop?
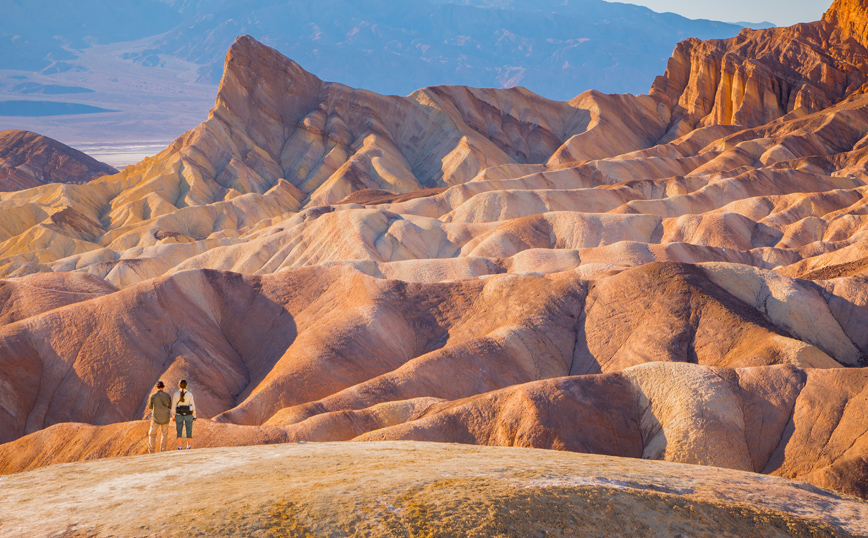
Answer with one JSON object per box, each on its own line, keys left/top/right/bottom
{"left": 5, "top": 34, "right": 868, "bottom": 285}
{"left": 825, "top": 0, "right": 868, "bottom": 45}
{"left": 0, "top": 130, "right": 116, "bottom": 192}
{"left": 102, "top": 34, "right": 670, "bottom": 220}
{"left": 650, "top": 1, "right": 868, "bottom": 140}
{"left": 1, "top": 443, "right": 863, "bottom": 538}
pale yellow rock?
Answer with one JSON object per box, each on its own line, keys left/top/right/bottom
{"left": 624, "top": 362, "right": 754, "bottom": 470}
{"left": 699, "top": 262, "right": 861, "bottom": 365}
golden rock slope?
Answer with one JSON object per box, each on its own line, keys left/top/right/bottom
{"left": 1, "top": 0, "right": 868, "bottom": 511}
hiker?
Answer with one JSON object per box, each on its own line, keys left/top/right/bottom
{"left": 147, "top": 381, "right": 172, "bottom": 453}
{"left": 172, "top": 379, "right": 197, "bottom": 450}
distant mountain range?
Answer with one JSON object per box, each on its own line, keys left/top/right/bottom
{"left": 0, "top": 0, "right": 771, "bottom": 148}
{"left": 1, "top": 0, "right": 749, "bottom": 99}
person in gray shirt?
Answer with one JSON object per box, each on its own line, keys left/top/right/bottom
{"left": 147, "top": 381, "right": 173, "bottom": 453}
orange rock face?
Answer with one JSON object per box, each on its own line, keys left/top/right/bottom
{"left": 825, "top": 0, "right": 868, "bottom": 45}
{"left": 2, "top": 1, "right": 868, "bottom": 514}
{"left": 651, "top": 1, "right": 868, "bottom": 139}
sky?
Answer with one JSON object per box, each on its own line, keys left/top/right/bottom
{"left": 617, "top": 0, "right": 832, "bottom": 26}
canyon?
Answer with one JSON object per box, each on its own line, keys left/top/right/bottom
{"left": 1, "top": 0, "right": 868, "bottom": 535}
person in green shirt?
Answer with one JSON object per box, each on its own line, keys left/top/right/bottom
{"left": 147, "top": 381, "right": 172, "bottom": 453}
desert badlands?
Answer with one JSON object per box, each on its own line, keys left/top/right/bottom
{"left": 2, "top": 0, "right": 868, "bottom": 536}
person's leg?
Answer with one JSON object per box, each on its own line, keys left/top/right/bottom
{"left": 159, "top": 422, "right": 169, "bottom": 452}
{"left": 185, "top": 416, "right": 193, "bottom": 449}
{"left": 147, "top": 421, "right": 158, "bottom": 454}
{"left": 176, "top": 416, "right": 183, "bottom": 449}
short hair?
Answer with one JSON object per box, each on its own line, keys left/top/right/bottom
{"left": 156, "top": 381, "right": 165, "bottom": 388}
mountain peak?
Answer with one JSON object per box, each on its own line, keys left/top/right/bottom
{"left": 650, "top": 0, "right": 868, "bottom": 137}
{"left": 213, "top": 35, "right": 324, "bottom": 158}
{"left": 217, "top": 35, "right": 322, "bottom": 107}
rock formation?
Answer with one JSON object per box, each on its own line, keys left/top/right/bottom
{"left": 1, "top": 1, "right": 868, "bottom": 523}
{"left": 1, "top": 443, "right": 864, "bottom": 538}
{"left": 0, "top": 263, "right": 866, "bottom": 498}
{"left": 0, "top": 130, "right": 117, "bottom": 192}
{"left": 650, "top": 0, "right": 868, "bottom": 140}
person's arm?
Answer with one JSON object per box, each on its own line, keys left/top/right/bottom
{"left": 190, "top": 393, "right": 196, "bottom": 419}
{"left": 147, "top": 393, "right": 154, "bottom": 411}
{"left": 170, "top": 392, "right": 178, "bottom": 418}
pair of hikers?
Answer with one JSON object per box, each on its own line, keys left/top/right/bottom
{"left": 147, "top": 379, "right": 197, "bottom": 453}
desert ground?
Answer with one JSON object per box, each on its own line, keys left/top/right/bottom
{"left": 0, "top": 442, "right": 865, "bottom": 538}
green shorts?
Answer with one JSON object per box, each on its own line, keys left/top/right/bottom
{"left": 175, "top": 415, "right": 194, "bottom": 438}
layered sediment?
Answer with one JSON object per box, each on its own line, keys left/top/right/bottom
{"left": 0, "top": 130, "right": 116, "bottom": 192}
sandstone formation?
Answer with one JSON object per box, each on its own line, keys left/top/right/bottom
{"left": 2, "top": 34, "right": 868, "bottom": 289}
{"left": 828, "top": 0, "right": 868, "bottom": 44}
{"left": 651, "top": 0, "right": 868, "bottom": 140}
{"left": 1, "top": 442, "right": 865, "bottom": 538}
{"left": 2, "top": 0, "right": 868, "bottom": 521}
{"left": 0, "top": 263, "right": 862, "bottom": 442}
{"left": 0, "top": 130, "right": 117, "bottom": 192}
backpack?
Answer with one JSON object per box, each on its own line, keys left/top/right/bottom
{"left": 176, "top": 389, "right": 193, "bottom": 415}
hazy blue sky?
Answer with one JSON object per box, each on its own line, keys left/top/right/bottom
{"left": 616, "top": 0, "right": 831, "bottom": 26}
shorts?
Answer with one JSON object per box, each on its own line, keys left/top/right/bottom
{"left": 175, "top": 414, "right": 194, "bottom": 438}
